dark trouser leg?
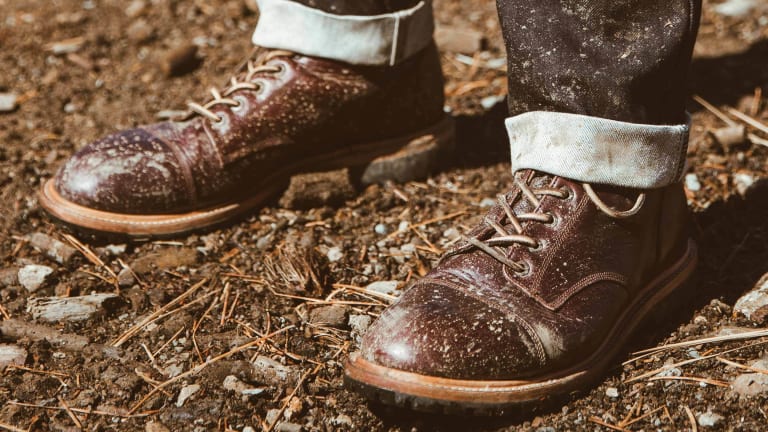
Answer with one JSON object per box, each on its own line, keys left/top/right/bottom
{"left": 289, "top": 0, "right": 422, "bottom": 15}
{"left": 497, "top": 0, "right": 701, "bottom": 125}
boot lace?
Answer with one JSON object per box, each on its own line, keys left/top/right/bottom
{"left": 182, "top": 49, "right": 294, "bottom": 122}
{"left": 463, "top": 174, "right": 645, "bottom": 274}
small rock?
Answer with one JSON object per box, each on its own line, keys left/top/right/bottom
{"left": 697, "top": 410, "right": 724, "bottom": 427}
{"left": 127, "top": 19, "right": 154, "bottom": 43}
{"left": 242, "top": 427, "right": 256, "bottom": 432}
{"left": 479, "top": 197, "right": 496, "bottom": 207}
{"left": 435, "top": 25, "right": 485, "bottom": 54}
{"left": 374, "top": 223, "right": 388, "bottom": 235}
{"left": 46, "top": 36, "right": 85, "bottom": 54}
{"left": 176, "top": 384, "right": 201, "bottom": 407}
{"left": 731, "top": 373, "right": 768, "bottom": 397}
{"left": 365, "top": 280, "right": 398, "bottom": 296}
{"left": 713, "top": 0, "right": 759, "bottom": 16}
{"left": 326, "top": 247, "right": 343, "bottom": 263}
{"left": 276, "top": 422, "right": 302, "bottom": 432}
{"left": 331, "top": 414, "right": 353, "bottom": 427}
{"left": 348, "top": 314, "right": 372, "bottom": 336}
{"left": 0, "top": 344, "right": 27, "bottom": 368}
{"left": 605, "top": 387, "right": 619, "bottom": 398}
{"left": 145, "top": 421, "right": 171, "bottom": 432}
{"left": 480, "top": 95, "right": 505, "bottom": 110}
{"left": 26, "top": 232, "right": 76, "bottom": 264}
{"left": 308, "top": 304, "right": 347, "bottom": 328}
{"left": 27, "top": 293, "right": 122, "bottom": 322}
{"left": 733, "top": 172, "right": 755, "bottom": 197}
{"left": 734, "top": 274, "right": 768, "bottom": 325}
{"left": 18, "top": 264, "right": 54, "bottom": 292}
{"left": 125, "top": 0, "right": 147, "bottom": 17}
{"left": 160, "top": 44, "right": 200, "bottom": 77}
{"left": 222, "top": 375, "right": 265, "bottom": 396}
{"left": 397, "top": 221, "right": 410, "bottom": 232}
{"left": 710, "top": 125, "right": 746, "bottom": 150}
{"left": 265, "top": 409, "right": 281, "bottom": 426}
{"left": 685, "top": 173, "right": 702, "bottom": 192}
{"left": 0, "top": 93, "right": 18, "bottom": 112}
{"left": 252, "top": 356, "right": 300, "bottom": 387}
{"left": 117, "top": 267, "right": 136, "bottom": 288}
{"left": 279, "top": 169, "right": 355, "bottom": 210}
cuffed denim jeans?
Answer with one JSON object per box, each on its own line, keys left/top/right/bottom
{"left": 252, "top": 0, "right": 702, "bottom": 189}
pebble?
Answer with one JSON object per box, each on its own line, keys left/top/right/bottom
{"left": 308, "top": 304, "right": 348, "bottom": 328}
{"left": 0, "top": 344, "right": 27, "bottom": 368}
{"left": 326, "top": 247, "right": 343, "bottom": 263}
{"left": 479, "top": 197, "right": 496, "bottom": 207}
{"left": 265, "top": 409, "right": 281, "bottom": 426}
{"left": 27, "top": 293, "right": 121, "bottom": 322}
{"left": 481, "top": 95, "right": 505, "bottom": 110}
{"left": 733, "top": 172, "right": 755, "bottom": 197}
{"left": 0, "top": 93, "right": 18, "bottom": 112}
{"left": 242, "top": 428, "right": 256, "bottom": 432}
{"left": 348, "top": 314, "right": 372, "bottom": 336}
{"left": 374, "top": 223, "right": 388, "bottom": 235}
{"left": 276, "top": 422, "right": 302, "bottom": 432}
{"left": 734, "top": 274, "right": 768, "bottom": 325}
{"left": 434, "top": 25, "right": 485, "bottom": 54}
{"left": 127, "top": 19, "right": 154, "bottom": 43}
{"left": 176, "top": 384, "right": 201, "bottom": 407}
{"left": 605, "top": 387, "right": 619, "bottom": 398}
{"left": 443, "top": 227, "right": 460, "bottom": 240}
{"left": 125, "top": 0, "right": 147, "bottom": 17}
{"left": 713, "top": 0, "right": 760, "bottom": 16}
{"left": 397, "top": 221, "right": 410, "bottom": 232}
{"left": 731, "top": 373, "right": 768, "bottom": 397}
{"left": 252, "top": 356, "right": 300, "bottom": 387}
{"left": 26, "top": 232, "right": 76, "bottom": 264}
{"left": 18, "top": 264, "right": 54, "bottom": 292}
{"left": 710, "top": 125, "right": 746, "bottom": 149}
{"left": 697, "top": 410, "right": 724, "bottom": 427}
{"left": 222, "top": 375, "right": 265, "bottom": 396}
{"left": 365, "top": 280, "right": 398, "bottom": 296}
{"left": 117, "top": 267, "right": 136, "bottom": 288}
{"left": 46, "top": 36, "right": 85, "bottom": 54}
{"left": 685, "top": 173, "right": 702, "bottom": 192}
{"left": 331, "top": 414, "right": 353, "bottom": 427}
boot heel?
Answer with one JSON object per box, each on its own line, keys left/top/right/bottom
{"left": 354, "top": 115, "right": 456, "bottom": 185}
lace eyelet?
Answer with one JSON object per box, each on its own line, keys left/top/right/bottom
{"left": 528, "top": 240, "right": 546, "bottom": 252}
{"left": 560, "top": 186, "right": 575, "bottom": 201}
{"left": 513, "top": 261, "right": 532, "bottom": 277}
{"left": 272, "top": 62, "right": 287, "bottom": 76}
{"left": 545, "top": 213, "right": 559, "bottom": 227}
{"left": 231, "top": 95, "right": 248, "bottom": 115}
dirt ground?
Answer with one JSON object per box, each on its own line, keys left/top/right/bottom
{"left": 1, "top": 0, "right": 768, "bottom": 430}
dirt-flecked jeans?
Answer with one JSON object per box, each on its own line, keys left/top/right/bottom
{"left": 252, "top": 0, "right": 702, "bottom": 189}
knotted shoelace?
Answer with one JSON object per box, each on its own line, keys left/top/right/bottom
{"left": 183, "top": 49, "right": 294, "bottom": 123}
{"left": 464, "top": 173, "right": 645, "bottom": 274}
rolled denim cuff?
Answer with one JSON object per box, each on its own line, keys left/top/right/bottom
{"left": 505, "top": 112, "right": 689, "bottom": 189}
{"left": 252, "top": 0, "right": 434, "bottom": 66}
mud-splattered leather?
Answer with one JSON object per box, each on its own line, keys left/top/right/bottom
{"left": 53, "top": 45, "right": 445, "bottom": 214}
{"left": 360, "top": 173, "right": 689, "bottom": 380}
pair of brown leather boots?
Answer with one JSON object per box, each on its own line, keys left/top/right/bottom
{"left": 39, "top": 1, "right": 699, "bottom": 414}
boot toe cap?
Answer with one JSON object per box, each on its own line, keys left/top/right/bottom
{"left": 54, "top": 128, "right": 193, "bottom": 214}
{"left": 360, "top": 282, "right": 546, "bottom": 380}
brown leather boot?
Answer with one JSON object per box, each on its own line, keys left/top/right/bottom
{"left": 39, "top": 44, "right": 452, "bottom": 237}
{"left": 345, "top": 170, "right": 696, "bottom": 413}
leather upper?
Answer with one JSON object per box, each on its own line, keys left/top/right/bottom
{"left": 361, "top": 172, "right": 689, "bottom": 380}
{"left": 53, "top": 46, "right": 445, "bottom": 214}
